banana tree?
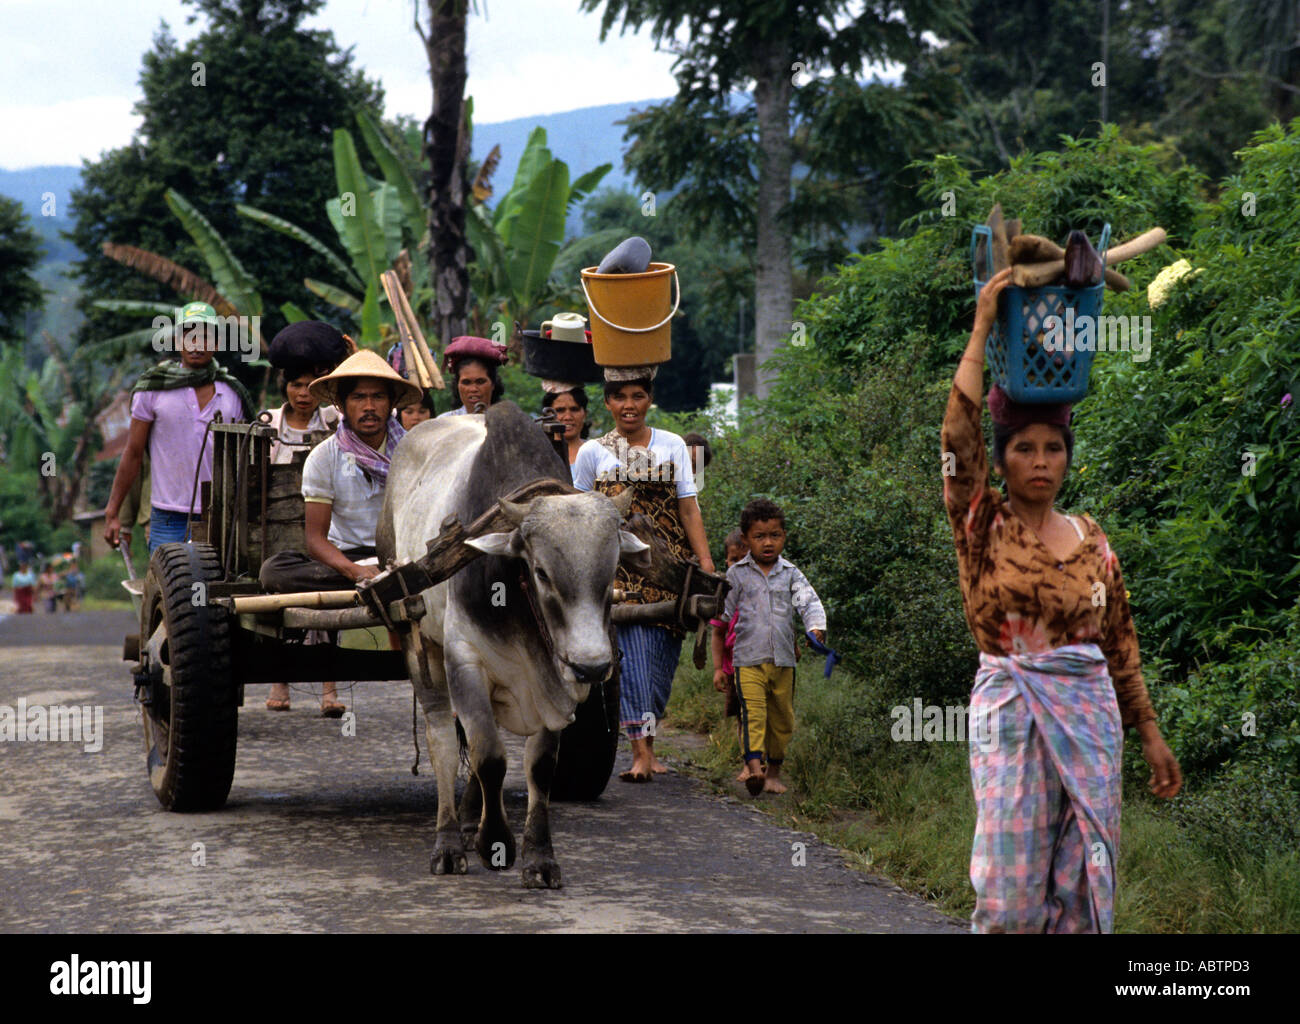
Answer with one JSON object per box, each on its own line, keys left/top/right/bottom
{"left": 471, "top": 126, "right": 614, "bottom": 341}
{"left": 238, "top": 113, "right": 420, "bottom": 349}
{"left": 0, "top": 334, "right": 129, "bottom": 524}
{"left": 99, "top": 187, "right": 276, "bottom": 356}
{"left": 238, "top": 114, "right": 614, "bottom": 354}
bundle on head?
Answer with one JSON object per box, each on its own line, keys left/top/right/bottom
{"left": 269, "top": 321, "right": 348, "bottom": 373}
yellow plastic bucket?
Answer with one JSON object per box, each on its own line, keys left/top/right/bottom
{"left": 580, "top": 262, "right": 679, "bottom": 366}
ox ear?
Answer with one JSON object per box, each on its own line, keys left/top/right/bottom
{"left": 466, "top": 530, "right": 522, "bottom": 558}
{"left": 618, "top": 530, "right": 651, "bottom": 572}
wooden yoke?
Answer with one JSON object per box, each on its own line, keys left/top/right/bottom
{"left": 357, "top": 478, "right": 729, "bottom": 639}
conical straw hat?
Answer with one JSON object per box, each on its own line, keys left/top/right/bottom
{"left": 309, "top": 349, "right": 422, "bottom": 408}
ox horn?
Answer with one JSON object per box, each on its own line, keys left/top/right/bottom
{"left": 609, "top": 487, "right": 635, "bottom": 517}
{"left": 497, "top": 497, "right": 531, "bottom": 526}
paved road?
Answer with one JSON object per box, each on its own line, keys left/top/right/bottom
{"left": 0, "top": 610, "right": 965, "bottom": 933}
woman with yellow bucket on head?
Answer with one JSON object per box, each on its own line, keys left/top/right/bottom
{"left": 571, "top": 236, "right": 707, "bottom": 782}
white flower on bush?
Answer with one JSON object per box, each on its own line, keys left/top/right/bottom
{"left": 1147, "top": 258, "right": 1200, "bottom": 308}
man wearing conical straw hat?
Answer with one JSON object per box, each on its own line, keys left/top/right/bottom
{"left": 259, "top": 349, "right": 420, "bottom": 603}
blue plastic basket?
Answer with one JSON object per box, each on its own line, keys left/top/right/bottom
{"left": 971, "top": 223, "right": 1110, "bottom": 403}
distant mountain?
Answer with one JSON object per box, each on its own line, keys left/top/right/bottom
{"left": 0, "top": 97, "right": 671, "bottom": 256}
{"left": 0, "top": 165, "right": 83, "bottom": 264}
{"left": 473, "top": 98, "right": 671, "bottom": 233}
{"left": 0, "top": 98, "right": 672, "bottom": 346}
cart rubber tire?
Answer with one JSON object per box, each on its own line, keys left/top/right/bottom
{"left": 140, "top": 542, "right": 238, "bottom": 811}
{"left": 550, "top": 654, "right": 621, "bottom": 802}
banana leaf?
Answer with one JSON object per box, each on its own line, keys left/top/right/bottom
{"left": 81, "top": 327, "right": 165, "bottom": 360}
{"left": 360, "top": 279, "right": 382, "bottom": 347}
{"left": 332, "top": 129, "right": 391, "bottom": 291}
{"left": 503, "top": 159, "right": 570, "bottom": 309}
{"left": 372, "top": 183, "right": 405, "bottom": 265}
{"left": 567, "top": 164, "right": 612, "bottom": 212}
{"left": 236, "top": 203, "right": 363, "bottom": 292}
{"left": 165, "top": 189, "right": 261, "bottom": 316}
{"left": 100, "top": 244, "right": 235, "bottom": 317}
{"left": 355, "top": 110, "right": 425, "bottom": 238}
{"left": 304, "top": 278, "right": 362, "bottom": 313}
{"left": 280, "top": 302, "right": 310, "bottom": 323}
{"left": 92, "top": 299, "right": 184, "bottom": 317}
{"left": 494, "top": 127, "right": 554, "bottom": 232}
{"left": 466, "top": 202, "right": 508, "bottom": 293}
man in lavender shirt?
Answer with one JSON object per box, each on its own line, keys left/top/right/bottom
{"left": 104, "top": 302, "right": 251, "bottom": 554}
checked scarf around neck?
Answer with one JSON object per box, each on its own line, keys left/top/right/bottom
{"left": 335, "top": 416, "right": 405, "bottom": 486}
{"left": 132, "top": 359, "right": 256, "bottom": 418}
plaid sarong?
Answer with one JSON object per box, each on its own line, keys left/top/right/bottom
{"left": 969, "top": 643, "right": 1122, "bottom": 933}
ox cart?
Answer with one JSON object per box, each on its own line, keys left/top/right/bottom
{"left": 121, "top": 417, "right": 727, "bottom": 813}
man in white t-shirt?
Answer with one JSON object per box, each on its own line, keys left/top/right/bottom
{"left": 259, "top": 350, "right": 421, "bottom": 592}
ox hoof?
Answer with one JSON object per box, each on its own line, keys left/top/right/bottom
{"left": 522, "top": 857, "right": 563, "bottom": 890}
{"left": 476, "top": 829, "right": 517, "bottom": 871}
{"left": 430, "top": 833, "right": 468, "bottom": 876}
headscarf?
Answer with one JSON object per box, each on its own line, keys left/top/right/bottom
{"left": 334, "top": 416, "right": 406, "bottom": 487}
{"left": 986, "top": 384, "right": 1071, "bottom": 432}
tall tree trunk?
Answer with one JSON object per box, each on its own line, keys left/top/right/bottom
{"left": 751, "top": 41, "right": 794, "bottom": 401}
{"left": 422, "top": 1, "right": 471, "bottom": 348}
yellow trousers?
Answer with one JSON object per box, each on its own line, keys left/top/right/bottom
{"left": 736, "top": 663, "right": 795, "bottom": 763}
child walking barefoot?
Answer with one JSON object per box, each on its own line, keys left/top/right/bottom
{"left": 713, "top": 499, "right": 827, "bottom": 796}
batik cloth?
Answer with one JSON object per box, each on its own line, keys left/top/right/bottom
{"left": 969, "top": 642, "right": 1122, "bottom": 934}
{"left": 581, "top": 428, "right": 696, "bottom": 638}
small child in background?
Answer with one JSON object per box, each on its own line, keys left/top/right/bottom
{"left": 709, "top": 529, "right": 748, "bottom": 779}
{"left": 714, "top": 498, "right": 827, "bottom": 796}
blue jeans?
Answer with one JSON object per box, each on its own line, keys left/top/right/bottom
{"left": 148, "top": 507, "right": 192, "bottom": 554}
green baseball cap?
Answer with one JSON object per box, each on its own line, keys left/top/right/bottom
{"left": 179, "top": 301, "right": 219, "bottom": 325}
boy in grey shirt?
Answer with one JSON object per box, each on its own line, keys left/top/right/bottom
{"left": 712, "top": 498, "right": 827, "bottom": 795}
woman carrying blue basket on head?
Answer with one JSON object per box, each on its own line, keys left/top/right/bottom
{"left": 944, "top": 266, "right": 1182, "bottom": 933}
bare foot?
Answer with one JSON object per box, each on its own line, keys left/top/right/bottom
{"left": 625, "top": 737, "right": 655, "bottom": 781}
{"left": 651, "top": 758, "right": 669, "bottom": 774}
{"left": 741, "top": 761, "right": 766, "bottom": 796}
{"left": 763, "top": 776, "right": 787, "bottom": 794}
{"left": 735, "top": 766, "right": 750, "bottom": 782}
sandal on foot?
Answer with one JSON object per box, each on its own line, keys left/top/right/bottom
{"left": 744, "top": 772, "right": 766, "bottom": 797}
{"left": 320, "top": 701, "right": 346, "bottom": 718}
{"left": 619, "top": 769, "right": 652, "bottom": 783}
{"left": 266, "top": 698, "right": 291, "bottom": 712}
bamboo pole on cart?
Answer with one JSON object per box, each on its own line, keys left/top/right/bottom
{"left": 380, "top": 272, "right": 431, "bottom": 391}
{"left": 385, "top": 269, "right": 444, "bottom": 390}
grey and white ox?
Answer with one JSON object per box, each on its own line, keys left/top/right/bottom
{"left": 376, "top": 401, "right": 647, "bottom": 888}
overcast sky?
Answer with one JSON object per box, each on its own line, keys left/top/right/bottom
{"left": 0, "top": 0, "right": 685, "bottom": 170}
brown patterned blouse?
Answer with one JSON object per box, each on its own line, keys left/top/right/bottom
{"left": 941, "top": 384, "right": 1156, "bottom": 728}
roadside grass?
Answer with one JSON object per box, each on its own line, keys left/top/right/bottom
{"left": 664, "top": 650, "right": 1300, "bottom": 933}
{"left": 81, "top": 596, "right": 134, "bottom": 612}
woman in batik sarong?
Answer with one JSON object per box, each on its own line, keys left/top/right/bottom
{"left": 571, "top": 368, "right": 715, "bottom": 782}
{"left": 943, "top": 267, "right": 1182, "bottom": 933}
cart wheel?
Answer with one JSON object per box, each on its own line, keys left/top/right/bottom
{"left": 138, "top": 542, "right": 238, "bottom": 811}
{"left": 550, "top": 647, "right": 621, "bottom": 801}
